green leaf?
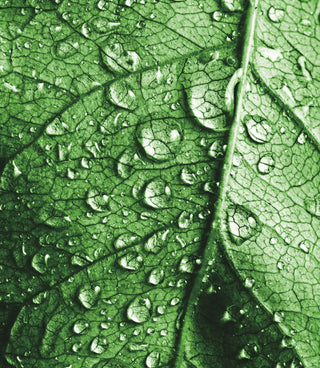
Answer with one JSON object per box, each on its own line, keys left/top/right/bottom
{"left": 0, "top": 0, "right": 318, "bottom": 367}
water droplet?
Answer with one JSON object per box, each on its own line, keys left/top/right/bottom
{"left": 237, "top": 347, "right": 251, "bottom": 360}
{"left": 208, "top": 140, "right": 224, "bottom": 158}
{"left": 46, "top": 118, "right": 67, "bottom": 135}
{"left": 212, "top": 11, "right": 224, "bottom": 21}
{"left": 117, "top": 149, "right": 142, "bottom": 179}
{"left": 245, "top": 115, "right": 273, "bottom": 143}
{"left": 32, "top": 291, "right": 47, "bottom": 304}
{"left": 277, "top": 261, "right": 284, "bottom": 270}
{"left": 281, "top": 336, "right": 295, "bottom": 348}
{"left": 54, "top": 39, "right": 78, "bottom": 59}
{"left": 257, "top": 153, "right": 275, "bottom": 174}
{"left": 179, "top": 255, "right": 194, "bottom": 273}
{"left": 107, "top": 80, "right": 138, "bottom": 110}
{"left": 81, "top": 22, "right": 91, "bottom": 38}
{"left": 170, "top": 297, "right": 180, "bottom": 306}
{"left": 258, "top": 47, "right": 283, "bottom": 62}
{"left": 267, "top": 7, "right": 284, "bottom": 23}
{"left": 78, "top": 285, "right": 100, "bottom": 309}
{"left": 118, "top": 252, "right": 143, "bottom": 271}
{"left": 297, "top": 56, "right": 312, "bottom": 82}
{"left": 91, "top": 16, "right": 120, "bottom": 34}
{"left": 156, "top": 305, "right": 166, "bottom": 315}
{"left": 71, "top": 254, "right": 91, "bottom": 267}
{"left": 114, "top": 233, "right": 140, "bottom": 250}
{"left": 12, "top": 161, "right": 22, "bottom": 177}
{"left": 73, "top": 319, "right": 89, "bottom": 334}
{"left": 144, "top": 178, "right": 171, "bottom": 209}
{"left": 274, "top": 311, "right": 285, "bottom": 323}
{"left": 137, "top": 119, "right": 182, "bottom": 161}
{"left": 101, "top": 35, "right": 141, "bottom": 74}
{"left": 145, "top": 229, "right": 170, "bottom": 254}
{"left": 299, "top": 240, "right": 310, "bottom": 253}
{"left": 304, "top": 195, "right": 320, "bottom": 217}
{"left": 72, "top": 342, "right": 82, "bottom": 352}
{"left": 145, "top": 351, "right": 160, "bottom": 368}
{"left": 180, "top": 168, "right": 198, "bottom": 185}
{"left": 129, "top": 343, "right": 149, "bottom": 351}
{"left": 244, "top": 277, "right": 255, "bottom": 289}
{"left": 31, "top": 253, "right": 50, "bottom": 274}
{"left": 232, "top": 152, "right": 242, "bottom": 167}
{"left": 225, "top": 68, "right": 243, "bottom": 115}
{"left": 178, "top": 211, "right": 193, "bottom": 229}
{"left": 127, "top": 296, "right": 152, "bottom": 323}
{"left": 221, "top": 0, "right": 243, "bottom": 11}
{"left": 297, "top": 132, "right": 306, "bottom": 144}
{"left": 148, "top": 268, "right": 165, "bottom": 285}
{"left": 86, "top": 189, "right": 109, "bottom": 212}
{"left": 90, "top": 336, "right": 108, "bottom": 354}
{"left": 227, "top": 205, "right": 259, "bottom": 243}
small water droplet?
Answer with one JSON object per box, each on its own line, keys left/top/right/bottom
{"left": 145, "top": 351, "right": 160, "bottom": 368}
{"left": 54, "top": 39, "right": 78, "bottom": 59}
{"left": 72, "top": 342, "right": 82, "bottom": 352}
{"left": 245, "top": 115, "right": 273, "bottom": 143}
{"left": 127, "top": 296, "right": 152, "bottom": 323}
{"left": 180, "top": 168, "right": 198, "bottom": 185}
{"left": 118, "top": 252, "right": 143, "bottom": 271}
{"left": 227, "top": 205, "right": 259, "bottom": 243}
{"left": 297, "top": 132, "right": 306, "bottom": 144}
{"left": 212, "top": 11, "right": 224, "bottom": 21}
{"left": 170, "top": 297, "right": 180, "bottom": 306}
{"left": 144, "top": 178, "right": 171, "bottom": 209}
{"left": 114, "top": 233, "right": 140, "bottom": 250}
{"left": 244, "top": 277, "right": 255, "bottom": 289}
{"left": 281, "top": 336, "right": 295, "bottom": 348}
{"left": 258, "top": 47, "right": 283, "bottom": 62}
{"left": 117, "top": 149, "right": 142, "bottom": 179}
{"left": 277, "top": 261, "right": 284, "bottom": 270}
{"left": 81, "top": 22, "right": 91, "bottom": 38}
{"left": 137, "top": 119, "right": 182, "bottom": 162}
{"left": 78, "top": 285, "right": 100, "bottom": 309}
{"left": 178, "top": 211, "right": 193, "bottom": 229}
{"left": 90, "top": 336, "right": 108, "bottom": 354}
{"left": 86, "top": 189, "right": 109, "bottom": 212}
{"left": 304, "top": 195, "right": 320, "bottom": 217}
{"left": 31, "top": 253, "right": 50, "bottom": 274}
{"left": 257, "top": 153, "right": 275, "bottom": 174}
{"left": 148, "top": 268, "right": 165, "bottom": 285}
{"left": 179, "top": 255, "right": 194, "bottom": 273}
{"left": 274, "top": 311, "right": 285, "bottom": 323}
{"left": 299, "top": 240, "right": 310, "bottom": 253}
{"left": 221, "top": 0, "right": 243, "bottom": 11}
{"left": 12, "top": 161, "right": 22, "bottom": 177}
{"left": 267, "top": 7, "right": 284, "bottom": 23}
{"left": 107, "top": 80, "right": 138, "bottom": 110}
{"left": 145, "top": 229, "right": 169, "bottom": 254}
{"left": 73, "top": 319, "right": 89, "bottom": 334}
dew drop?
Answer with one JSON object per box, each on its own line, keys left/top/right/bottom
{"left": 127, "top": 296, "right": 152, "bottom": 324}
{"left": 78, "top": 285, "right": 100, "bottom": 309}
{"left": 90, "top": 336, "right": 108, "bottom": 354}
{"left": 221, "top": 0, "right": 243, "bottom": 11}
{"left": 267, "top": 7, "right": 284, "bottom": 23}
{"left": 274, "top": 311, "right": 285, "bottom": 323}
{"left": 258, "top": 47, "right": 283, "bottom": 62}
{"left": 297, "top": 132, "right": 306, "bottom": 145}
{"left": 117, "top": 149, "right": 142, "bottom": 179}
{"left": 81, "top": 157, "right": 92, "bottom": 169}
{"left": 101, "top": 35, "right": 141, "bottom": 74}
{"left": 208, "top": 140, "right": 224, "bottom": 158}
{"left": 179, "top": 255, "right": 194, "bottom": 274}
{"left": 244, "top": 276, "right": 255, "bottom": 289}
{"left": 145, "top": 229, "right": 170, "bottom": 254}
{"left": 148, "top": 268, "right": 165, "bottom": 285}
{"left": 91, "top": 16, "right": 120, "bottom": 34}
{"left": 46, "top": 118, "right": 66, "bottom": 136}
{"left": 107, "top": 80, "right": 137, "bottom": 111}
{"left": 31, "top": 253, "right": 50, "bottom": 274}
{"left": 72, "top": 342, "right": 82, "bottom": 352}
{"left": 299, "top": 240, "right": 310, "bottom": 253}
{"left": 245, "top": 115, "right": 273, "bottom": 143}
{"left": 257, "top": 153, "right": 275, "bottom": 174}
{"left": 144, "top": 178, "right": 171, "bottom": 209}
{"left": 12, "top": 161, "right": 22, "bottom": 177}
{"left": 170, "top": 297, "right": 180, "bottom": 306}
{"left": 114, "top": 233, "right": 140, "bottom": 250}
{"left": 145, "top": 351, "right": 160, "bottom": 368}
{"left": 118, "top": 252, "right": 143, "bottom": 271}
{"left": 180, "top": 168, "right": 198, "bottom": 185}
{"left": 54, "top": 39, "right": 78, "bottom": 59}
{"left": 304, "top": 195, "right": 320, "bottom": 217}
{"left": 178, "top": 211, "right": 193, "bottom": 229}
{"left": 137, "top": 119, "right": 182, "bottom": 161}
{"left": 86, "top": 189, "right": 109, "bottom": 212}
{"left": 227, "top": 205, "right": 258, "bottom": 243}
{"left": 73, "top": 319, "right": 89, "bottom": 334}
{"left": 212, "top": 11, "right": 223, "bottom": 21}
{"left": 81, "top": 22, "right": 91, "bottom": 38}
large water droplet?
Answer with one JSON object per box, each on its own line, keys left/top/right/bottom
{"left": 178, "top": 211, "right": 193, "bottom": 229}
{"left": 114, "top": 233, "right": 140, "bottom": 250}
{"left": 257, "top": 153, "right": 275, "bottom": 174}
{"left": 78, "top": 285, "right": 100, "bottom": 309}
{"left": 148, "top": 268, "right": 165, "bottom": 285}
{"left": 145, "top": 351, "right": 160, "bottom": 368}
{"left": 144, "top": 178, "right": 171, "bottom": 209}
{"left": 73, "top": 319, "right": 89, "bottom": 334}
{"left": 145, "top": 229, "right": 170, "bottom": 254}
{"left": 101, "top": 35, "right": 141, "bottom": 74}
{"left": 127, "top": 296, "right": 152, "bottom": 323}
{"left": 304, "top": 195, "right": 320, "bottom": 217}
{"left": 107, "top": 80, "right": 138, "bottom": 110}
{"left": 267, "top": 7, "right": 284, "bottom": 23}
{"left": 118, "top": 252, "right": 143, "bottom": 271}
{"left": 137, "top": 119, "right": 182, "bottom": 161}
{"left": 208, "top": 140, "right": 225, "bottom": 158}
{"left": 90, "top": 336, "right": 108, "bottom": 354}
{"left": 227, "top": 205, "right": 259, "bottom": 243}
{"left": 86, "top": 189, "right": 109, "bottom": 212}
{"left": 31, "top": 253, "right": 50, "bottom": 274}
{"left": 245, "top": 115, "right": 273, "bottom": 143}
